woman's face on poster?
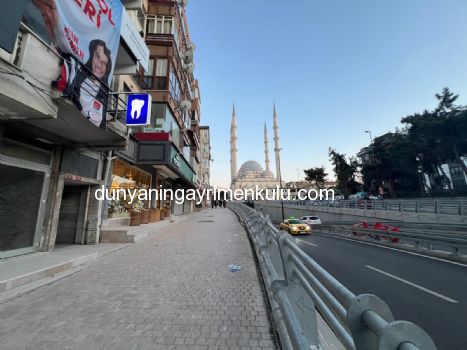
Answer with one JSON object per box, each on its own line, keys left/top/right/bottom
{"left": 92, "top": 45, "right": 109, "bottom": 80}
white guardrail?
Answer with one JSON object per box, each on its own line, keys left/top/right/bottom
{"left": 228, "top": 202, "right": 437, "bottom": 350}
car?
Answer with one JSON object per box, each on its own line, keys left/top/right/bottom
{"left": 279, "top": 217, "right": 311, "bottom": 235}
{"left": 349, "top": 191, "right": 370, "bottom": 200}
{"left": 300, "top": 216, "right": 322, "bottom": 225}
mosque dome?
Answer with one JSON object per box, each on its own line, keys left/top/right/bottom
{"left": 238, "top": 160, "right": 264, "bottom": 178}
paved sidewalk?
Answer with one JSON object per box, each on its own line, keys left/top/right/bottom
{"left": 0, "top": 208, "right": 278, "bottom": 350}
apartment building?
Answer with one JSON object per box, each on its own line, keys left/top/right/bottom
{"left": 0, "top": 1, "right": 149, "bottom": 258}
{"left": 199, "top": 125, "right": 211, "bottom": 205}
{"left": 106, "top": 0, "right": 203, "bottom": 218}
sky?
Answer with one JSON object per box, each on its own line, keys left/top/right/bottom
{"left": 187, "top": 0, "right": 467, "bottom": 188}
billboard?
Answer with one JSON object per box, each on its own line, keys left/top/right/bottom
{"left": 32, "top": 0, "right": 123, "bottom": 129}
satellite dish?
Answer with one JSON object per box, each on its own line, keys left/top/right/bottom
{"left": 186, "top": 42, "right": 196, "bottom": 52}
{"left": 183, "top": 50, "right": 193, "bottom": 64}
{"left": 183, "top": 62, "right": 195, "bottom": 74}
{"left": 179, "top": 99, "right": 192, "bottom": 111}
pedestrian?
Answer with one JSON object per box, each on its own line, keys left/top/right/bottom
{"left": 223, "top": 199, "right": 226, "bottom": 208}
{"left": 214, "top": 200, "right": 218, "bottom": 209}
{"left": 211, "top": 199, "right": 214, "bottom": 209}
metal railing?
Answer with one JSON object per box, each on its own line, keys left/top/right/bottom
{"left": 229, "top": 202, "right": 437, "bottom": 350}
{"left": 313, "top": 224, "right": 467, "bottom": 261}
{"left": 278, "top": 199, "right": 467, "bottom": 216}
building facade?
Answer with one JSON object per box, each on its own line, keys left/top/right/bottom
{"left": 199, "top": 125, "right": 211, "bottom": 191}
{"left": 103, "top": 0, "right": 204, "bottom": 220}
{"left": 0, "top": 1, "right": 150, "bottom": 258}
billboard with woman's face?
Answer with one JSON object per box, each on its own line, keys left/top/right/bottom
{"left": 32, "top": 0, "right": 123, "bottom": 129}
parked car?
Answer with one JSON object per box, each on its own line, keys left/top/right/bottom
{"left": 280, "top": 217, "right": 311, "bottom": 235}
{"left": 300, "top": 216, "right": 322, "bottom": 225}
{"left": 349, "top": 192, "right": 370, "bottom": 200}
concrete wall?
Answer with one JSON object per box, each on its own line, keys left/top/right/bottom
{"left": 256, "top": 202, "right": 467, "bottom": 224}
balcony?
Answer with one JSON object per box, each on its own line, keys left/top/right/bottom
{"left": 115, "top": 9, "right": 150, "bottom": 74}
{"left": 122, "top": 0, "right": 149, "bottom": 17}
{"left": 145, "top": 33, "right": 175, "bottom": 46}
{"left": 0, "top": 28, "right": 128, "bottom": 148}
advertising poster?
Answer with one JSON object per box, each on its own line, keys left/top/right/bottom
{"left": 32, "top": 0, "right": 123, "bottom": 129}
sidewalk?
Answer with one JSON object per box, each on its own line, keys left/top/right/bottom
{"left": 0, "top": 208, "right": 278, "bottom": 350}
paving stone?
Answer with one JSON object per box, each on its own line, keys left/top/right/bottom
{"left": 0, "top": 209, "right": 276, "bottom": 349}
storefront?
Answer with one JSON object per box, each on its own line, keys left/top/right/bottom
{"left": 0, "top": 137, "right": 52, "bottom": 258}
{"left": 108, "top": 159, "right": 152, "bottom": 218}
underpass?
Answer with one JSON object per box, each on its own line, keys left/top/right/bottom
{"left": 295, "top": 232, "right": 467, "bottom": 350}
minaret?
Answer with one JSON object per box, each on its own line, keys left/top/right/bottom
{"left": 264, "top": 122, "right": 271, "bottom": 175}
{"left": 273, "top": 103, "right": 282, "bottom": 183}
{"left": 230, "top": 104, "right": 238, "bottom": 186}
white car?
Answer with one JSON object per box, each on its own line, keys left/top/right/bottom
{"left": 300, "top": 216, "right": 322, "bottom": 225}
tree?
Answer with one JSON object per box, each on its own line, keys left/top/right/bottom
{"left": 304, "top": 166, "right": 328, "bottom": 189}
{"left": 328, "top": 148, "right": 361, "bottom": 198}
{"left": 402, "top": 88, "right": 467, "bottom": 190}
{"left": 360, "top": 132, "right": 422, "bottom": 197}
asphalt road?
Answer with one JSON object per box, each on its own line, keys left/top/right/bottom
{"left": 294, "top": 233, "right": 467, "bottom": 350}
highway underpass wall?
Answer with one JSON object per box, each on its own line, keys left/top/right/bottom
{"left": 255, "top": 202, "right": 467, "bottom": 224}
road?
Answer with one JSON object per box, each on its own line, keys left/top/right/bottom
{"left": 295, "top": 232, "right": 467, "bottom": 350}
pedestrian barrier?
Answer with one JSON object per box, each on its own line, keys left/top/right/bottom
{"left": 228, "top": 202, "right": 437, "bottom": 350}
{"left": 279, "top": 198, "right": 467, "bottom": 216}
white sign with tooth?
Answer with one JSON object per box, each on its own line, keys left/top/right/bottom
{"left": 126, "top": 94, "right": 152, "bottom": 126}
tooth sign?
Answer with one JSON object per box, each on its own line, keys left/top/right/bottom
{"left": 131, "top": 99, "right": 145, "bottom": 119}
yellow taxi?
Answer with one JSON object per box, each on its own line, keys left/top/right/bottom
{"left": 279, "top": 217, "right": 312, "bottom": 235}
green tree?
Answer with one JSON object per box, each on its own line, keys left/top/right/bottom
{"left": 328, "top": 148, "right": 361, "bottom": 198}
{"left": 360, "top": 132, "right": 422, "bottom": 197}
{"left": 402, "top": 88, "right": 467, "bottom": 192}
{"left": 304, "top": 166, "right": 328, "bottom": 189}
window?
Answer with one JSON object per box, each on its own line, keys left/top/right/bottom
{"left": 141, "top": 58, "right": 168, "bottom": 90}
{"left": 146, "top": 16, "right": 173, "bottom": 35}
{"left": 155, "top": 58, "right": 168, "bottom": 90}
{"left": 170, "top": 68, "right": 182, "bottom": 101}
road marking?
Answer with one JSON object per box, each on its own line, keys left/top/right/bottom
{"left": 296, "top": 239, "right": 317, "bottom": 247}
{"left": 317, "top": 233, "right": 467, "bottom": 268}
{"left": 366, "top": 265, "right": 459, "bottom": 303}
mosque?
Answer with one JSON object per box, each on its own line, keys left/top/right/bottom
{"left": 230, "top": 104, "right": 282, "bottom": 190}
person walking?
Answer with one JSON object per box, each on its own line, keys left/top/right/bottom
{"left": 222, "top": 199, "right": 226, "bottom": 208}
{"left": 211, "top": 199, "right": 215, "bottom": 209}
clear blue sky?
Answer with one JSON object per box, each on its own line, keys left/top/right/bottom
{"left": 187, "top": 0, "right": 467, "bottom": 188}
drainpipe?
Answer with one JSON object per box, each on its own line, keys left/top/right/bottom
{"left": 95, "top": 151, "right": 116, "bottom": 242}
{"left": 103, "top": 150, "right": 115, "bottom": 189}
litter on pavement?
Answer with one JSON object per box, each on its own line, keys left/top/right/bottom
{"left": 228, "top": 264, "right": 242, "bottom": 272}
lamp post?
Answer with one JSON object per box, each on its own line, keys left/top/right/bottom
{"left": 278, "top": 148, "right": 285, "bottom": 222}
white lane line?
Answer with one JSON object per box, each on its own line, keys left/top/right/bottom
{"left": 318, "top": 233, "right": 467, "bottom": 268}
{"left": 296, "top": 239, "right": 317, "bottom": 247}
{"left": 366, "top": 265, "right": 459, "bottom": 303}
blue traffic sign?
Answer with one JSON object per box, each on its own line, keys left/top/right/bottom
{"left": 126, "top": 94, "right": 152, "bottom": 126}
